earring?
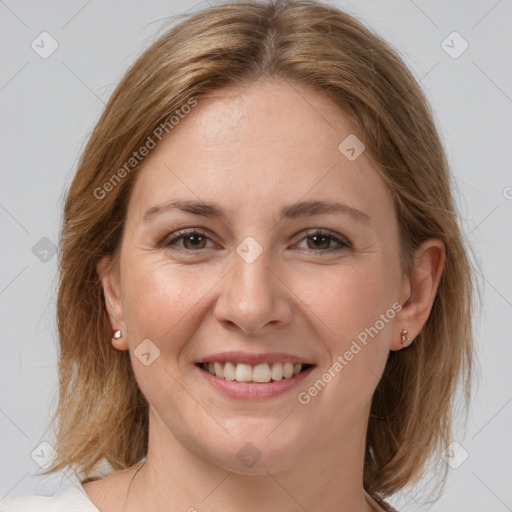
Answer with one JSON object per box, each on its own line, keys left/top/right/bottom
{"left": 113, "top": 330, "right": 122, "bottom": 340}
{"left": 401, "top": 329, "right": 413, "bottom": 346}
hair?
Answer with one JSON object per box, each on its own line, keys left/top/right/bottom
{"left": 41, "top": 0, "right": 475, "bottom": 500}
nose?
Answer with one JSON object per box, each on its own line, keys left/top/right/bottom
{"left": 213, "top": 244, "right": 293, "bottom": 334}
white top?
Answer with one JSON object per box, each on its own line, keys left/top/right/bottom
{"left": 0, "top": 480, "right": 99, "bottom": 511}
{"left": 0, "top": 480, "right": 388, "bottom": 512}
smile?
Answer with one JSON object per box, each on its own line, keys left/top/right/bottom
{"left": 196, "top": 360, "right": 316, "bottom": 400}
{"left": 198, "top": 361, "right": 313, "bottom": 383}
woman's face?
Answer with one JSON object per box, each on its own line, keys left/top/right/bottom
{"left": 100, "top": 78, "right": 411, "bottom": 473}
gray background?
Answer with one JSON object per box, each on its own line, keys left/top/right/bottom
{"left": 1, "top": 0, "right": 511, "bottom": 510}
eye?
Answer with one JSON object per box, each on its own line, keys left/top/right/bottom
{"left": 162, "top": 229, "right": 215, "bottom": 251}
{"left": 296, "top": 229, "right": 351, "bottom": 253}
{"left": 160, "top": 228, "right": 351, "bottom": 254}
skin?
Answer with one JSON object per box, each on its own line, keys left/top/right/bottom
{"left": 86, "top": 77, "right": 444, "bottom": 512}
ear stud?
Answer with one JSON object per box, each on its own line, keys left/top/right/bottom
{"left": 113, "top": 330, "right": 122, "bottom": 340}
{"left": 401, "top": 329, "right": 413, "bottom": 346}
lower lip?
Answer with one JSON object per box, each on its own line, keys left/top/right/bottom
{"left": 196, "top": 364, "right": 315, "bottom": 400}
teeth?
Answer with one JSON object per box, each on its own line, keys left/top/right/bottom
{"left": 213, "top": 362, "right": 224, "bottom": 378}
{"left": 283, "top": 362, "right": 294, "bottom": 378}
{"left": 223, "top": 362, "right": 236, "bottom": 381}
{"left": 235, "top": 363, "right": 253, "bottom": 382}
{"left": 253, "top": 363, "right": 272, "bottom": 383}
{"left": 202, "top": 361, "right": 305, "bottom": 383}
{"left": 271, "top": 362, "right": 283, "bottom": 381}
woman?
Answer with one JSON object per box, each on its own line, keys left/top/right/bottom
{"left": 0, "top": 0, "right": 474, "bottom": 511}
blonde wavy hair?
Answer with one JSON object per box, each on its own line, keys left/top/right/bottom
{"left": 41, "top": 0, "right": 474, "bottom": 499}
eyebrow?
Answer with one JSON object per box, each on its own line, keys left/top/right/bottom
{"left": 142, "top": 199, "right": 371, "bottom": 225}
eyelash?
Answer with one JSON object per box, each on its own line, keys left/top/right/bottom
{"left": 160, "top": 228, "right": 351, "bottom": 254}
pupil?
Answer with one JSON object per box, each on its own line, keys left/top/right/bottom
{"left": 310, "top": 235, "right": 328, "bottom": 249}
{"left": 186, "top": 235, "right": 204, "bottom": 248}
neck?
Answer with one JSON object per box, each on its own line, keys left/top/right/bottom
{"left": 125, "top": 407, "right": 375, "bottom": 512}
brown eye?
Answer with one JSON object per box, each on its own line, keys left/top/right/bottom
{"left": 163, "top": 230, "right": 214, "bottom": 251}
{"left": 297, "top": 229, "right": 351, "bottom": 253}
{"left": 181, "top": 233, "right": 208, "bottom": 250}
{"left": 306, "top": 234, "right": 331, "bottom": 250}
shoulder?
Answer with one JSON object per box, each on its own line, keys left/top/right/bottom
{"left": 0, "top": 481, "right": 100, "bottom": 512}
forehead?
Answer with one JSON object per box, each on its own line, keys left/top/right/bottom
{"left": 126, "top": 78, "right": 394, "bottom": 225}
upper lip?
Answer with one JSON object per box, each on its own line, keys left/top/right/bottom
{"left": 197, "top": 351, "right": 316, "bottom": 365}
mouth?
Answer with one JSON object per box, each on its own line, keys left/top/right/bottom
{"left": 195, "top": 351, "right": 317, "bottom": 399}
{"left": 196, "top": 361, "right": 315, "bottom": 383}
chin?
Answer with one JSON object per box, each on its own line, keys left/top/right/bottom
{"left": 194, "top": 424, "right": 309, "bottom": 475}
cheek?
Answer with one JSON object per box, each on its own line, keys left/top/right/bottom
{"left": 121, "top": 256, "right": 216, "bottom": 348}
{"left": 118, "top": 256, "right": 215, "bottom": 413}
{"left": 300, "top": 260, "right": 398, "bottom": 343}
{"left": 295, "top": 260, "right": 399, "bottom": 406}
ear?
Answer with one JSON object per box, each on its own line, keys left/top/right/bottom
{"left": 391, "top": 238, "right": 445, "bottom": 351}
{"left": 97, "top": 255, "right": 128, "bottom": 351}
